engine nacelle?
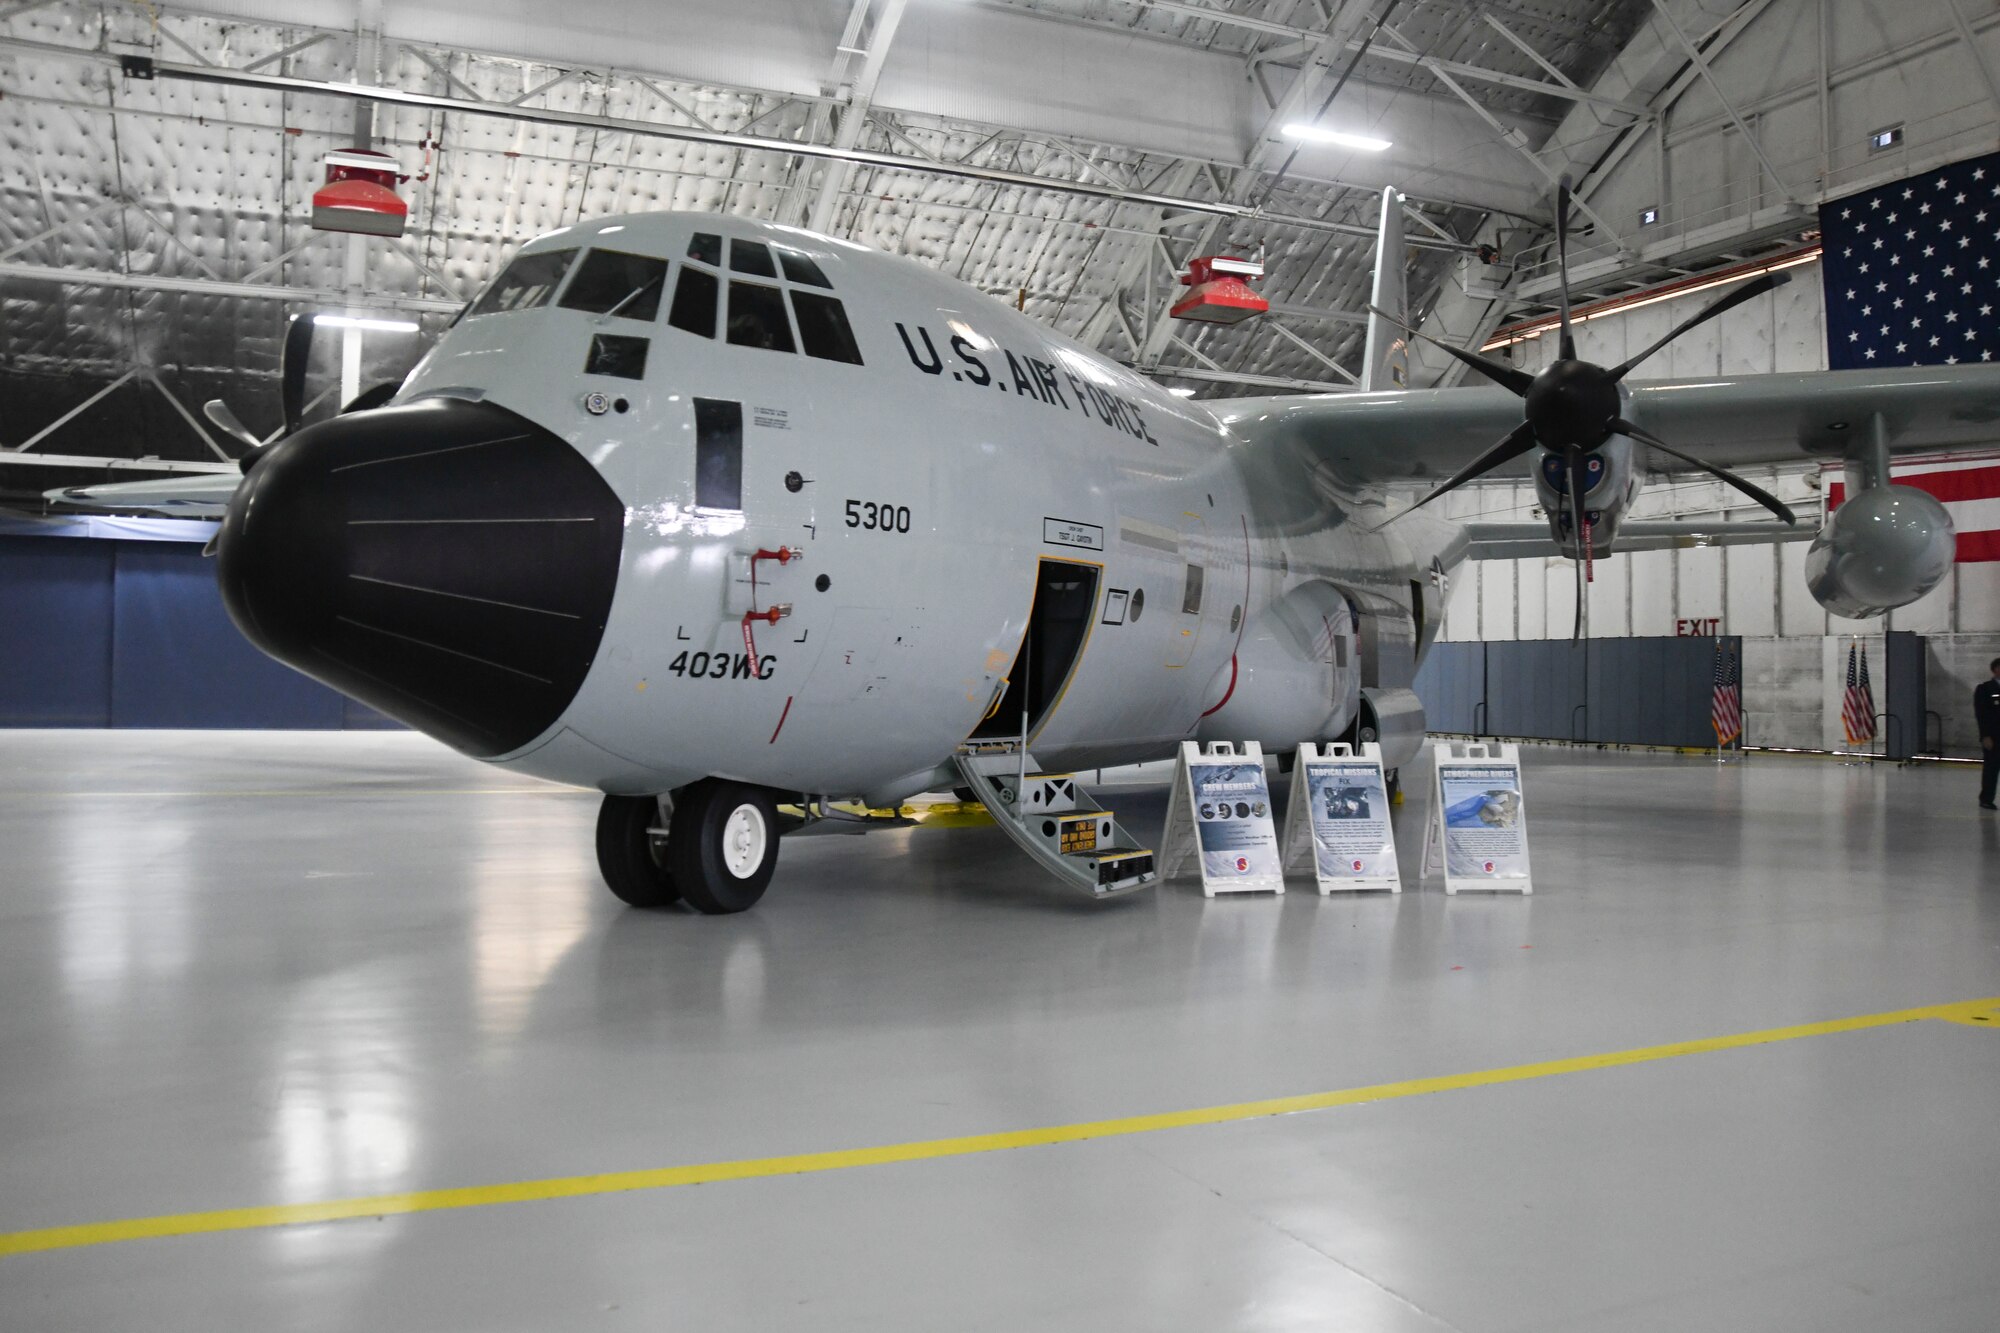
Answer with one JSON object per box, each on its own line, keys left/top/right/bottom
{"left": 1353, "top": 686, "right": 1426, "bottom": 776}
{"left": 1533, "top": 435, "right": 1639, "bottom": 556}
{"left": 1197, "top": 580, "right": 1359, "bottom": 748}
{"left": 1804, "top": 483, "right": 1954, "bottom": 618}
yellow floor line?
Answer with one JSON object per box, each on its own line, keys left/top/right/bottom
{"left": 3, "top": 996, "right": 1993, "bottom": 1259}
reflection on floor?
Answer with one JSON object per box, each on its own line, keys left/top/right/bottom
{"left": 2, "top": 730, "right": 1997, "bottom": 1331}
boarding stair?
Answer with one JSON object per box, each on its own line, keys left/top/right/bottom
{"left": 952, "top": 744, "right": 1159, "bottom": 897}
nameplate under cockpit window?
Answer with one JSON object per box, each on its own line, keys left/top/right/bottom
{"left": 560, "top": 249, "right": 669, "bottom": 322}
{"left": 468, "top": 248, "right": 578, "bottom": 317}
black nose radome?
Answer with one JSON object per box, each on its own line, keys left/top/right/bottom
{"left": 216, "top": 398, "right": 625, "bottom": 758}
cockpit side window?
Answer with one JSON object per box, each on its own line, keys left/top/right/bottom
{"left": 789, "top": 291, "right": 863, "bottom": 365}
{"left": 668, "top": 265, "right": 719, "bottom": 338}
{"left": 468, "top": 248, "right": 578, "bottom": 317}
{"left": 776, "top": 248, "right": 832, "bottom": 289}
{"left": 726, "top": 282, "right": 796, "bottom": 353}
{"left": 664, "top": 232, "right": 860, "bottom": 364}
{"left": 728, "top": 239, "right": 778, "bottom": 278}
{"left": 559, "top": 249, "right": 669, "bottom": 322}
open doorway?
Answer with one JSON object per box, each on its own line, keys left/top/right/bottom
{"left": 970, "top": 559, "right": 1101, "bottom": 741}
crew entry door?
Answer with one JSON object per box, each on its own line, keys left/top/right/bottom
{"left": 970, "top": 559, "right": 1101, "bottom": 742}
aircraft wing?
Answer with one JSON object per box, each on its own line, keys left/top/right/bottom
{"left": 1213, "top": 364, "right": 2000, "bottom": 481}
{"left": 1464, "top": 520, "right": 1815, "bottom": 561}
{"left": 44, "top": 472, "right": 244, "bottom": 519}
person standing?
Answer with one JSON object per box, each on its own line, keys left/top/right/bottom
{"left": 1979, "top": 657, "right": 2000, "bottom": 811}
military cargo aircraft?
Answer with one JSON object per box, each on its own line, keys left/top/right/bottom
{"left": 56, "top": 187, "right": 2000, "bottom": 913}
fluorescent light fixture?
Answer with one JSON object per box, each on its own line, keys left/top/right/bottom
{"left": 314, "top": 314, "right": 420, "bottom": 333}
{"left": 1480, "top": 248, "right": 1821, "bottom": 350}
{"left": 1281, "top": 124, "right": 1392, "bottom": 152}
{"left": 1168, "top": 387, "right": 1198, "bottom": 398}
{"left": 1204, "top": 256, "right": 1265, "bottom": 278}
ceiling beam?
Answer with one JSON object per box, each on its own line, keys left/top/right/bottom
{"left": 0, "top": 36, "right": 1476, "bottom": 253}
{"left": 0, "top": 261, "right": 466, "bottom": 313}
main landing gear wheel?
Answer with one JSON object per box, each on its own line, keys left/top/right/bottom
{"left": 668, "top": 779, "right": 779, "bottom": 915}
{"left": 595, "top": 794, "right": 681, "bottom": 909}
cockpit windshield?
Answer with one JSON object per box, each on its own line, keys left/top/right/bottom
{"left": 468, "top": 248, "right": 578, "bottom": 317}
{"left": 559, "top": 249, "right": 670, "bottom": 322}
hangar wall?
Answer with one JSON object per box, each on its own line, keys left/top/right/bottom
{"left": 1428, "top": 274, "right": 2000, "bottom": 757}
{"left": 0, "top": 529, "right": 392, "bottom": 729}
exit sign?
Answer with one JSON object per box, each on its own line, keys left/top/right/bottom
{"left": 1675, "top": 618, "right": 1721, "bottom": 637}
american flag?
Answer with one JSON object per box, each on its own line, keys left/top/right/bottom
{"left": 1820, "top": 149, "right": 2000, "bottom": 370}
{"left": 1825, "top": 452, "right": 2000, "bottom": 562}
{"left": 1841, "top": 643, "right": 1878, "bottom": 747}
{"left": 1711, "top": 643, "right": 1742, "bottom": 748}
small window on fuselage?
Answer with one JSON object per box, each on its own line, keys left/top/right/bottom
{"left": 468, "top": 248, "right": 578, "bottom": 317}
{"left": 727, "top": 281, "right": 795, "bottom": 353}
{"left": 559, "top": 248, "right": 669, "bottom": 321}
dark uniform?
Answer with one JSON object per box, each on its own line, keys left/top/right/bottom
{"left": 1978, "top": 674, "right": 2000, "bottom": 808}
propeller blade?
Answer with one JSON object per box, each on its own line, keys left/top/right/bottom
{"left": 1365, "top": 304, "right": 1534, "bottom": 397}
{"left": 1567, "top": 445, "right": 1591, "bottom": 639}
{"left": 1555, "top": 177, "right": 1576, "bottom": 361}
{"left": 1611, "top": 272, "right": 1791, "bottom": 381}
{"left": 1611, "top": 418, "right": 1797, "bottom": 524}
{"left": 340, "top": 381, "right": 401, "bottom": 414}
{"left": 280, "top": 313, "right": 315, "bottom": 437}
{"left": 1397, "top": 420, "right": 1540, "bottom": 516}
{"left": 202, "top": 399, "right": 262, "bottom": 452}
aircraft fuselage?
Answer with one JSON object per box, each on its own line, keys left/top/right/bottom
{"left": 223, "top": 213, "right": 1462, "bottom": 806}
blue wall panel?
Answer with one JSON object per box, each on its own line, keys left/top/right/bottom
{"left": 1415, "top": 636, "right": 1737, "bottom": 749}
{"left": 2, "top": 533, "right": 402, "bottom": 731}
{"left": 0, "top": 537, "right": 114, "bottom": 725}
{"left": 109, "top": 545, "right": 345, "bottom": 729}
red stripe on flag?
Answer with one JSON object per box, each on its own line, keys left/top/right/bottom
{"left": 1959, "top": 530, "right": 2000, "bottom": 562}
{"left": 1827, "top": 462, "right": 2000, "bottom": 509}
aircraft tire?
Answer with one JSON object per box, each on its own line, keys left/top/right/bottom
{"left": 668, "top": 780, "right": 778, "bottom": 915}
{"left": 595, "top": 794, "right": 682, "bottom": 909}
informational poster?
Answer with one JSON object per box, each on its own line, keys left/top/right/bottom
{"left": 1282, "top": 742, "right": 1400, "bottom": 892}
{"left": 1160, "top": 741, "right": 1285, "bottom": 895}
{"left": 1423, "top": 741, "right": 1532, "bottom": 894}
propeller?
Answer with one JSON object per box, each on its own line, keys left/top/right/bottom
{"left": 209, "top": 314, "right": 401, "bottom": 474}
{"left": 1373, "top": 176, "right": 1798, "bottom": 636}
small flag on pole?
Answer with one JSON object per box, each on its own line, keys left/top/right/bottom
{"left": 1711, "top": 642, "right": 1742, "bottom": 747}
{"left": 1841, "top": 643, "right": 1879, "bottom": 747}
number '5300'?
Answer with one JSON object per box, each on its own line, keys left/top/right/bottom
{"left": 845, "top": 500, "right": 912, "bottom": 533}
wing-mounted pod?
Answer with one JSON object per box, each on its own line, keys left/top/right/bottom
{"left": 1805, "top": 417, "right": 1955, "bottom": 618}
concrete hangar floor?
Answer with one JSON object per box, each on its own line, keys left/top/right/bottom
{"left": 1, "top": 731, "right": 1997, "bottom": 1330}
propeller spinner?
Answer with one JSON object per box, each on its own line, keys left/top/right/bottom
{"left": 1372, "top": 176, "right": 1797, "bottom": 636}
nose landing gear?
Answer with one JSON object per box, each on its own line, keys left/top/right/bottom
{"left": 594, "top": 780, "right": 780, "bottom": 915}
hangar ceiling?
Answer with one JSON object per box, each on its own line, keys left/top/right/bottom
{"left": 0, "top": 0, "right": 1726, "bottom": 498}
